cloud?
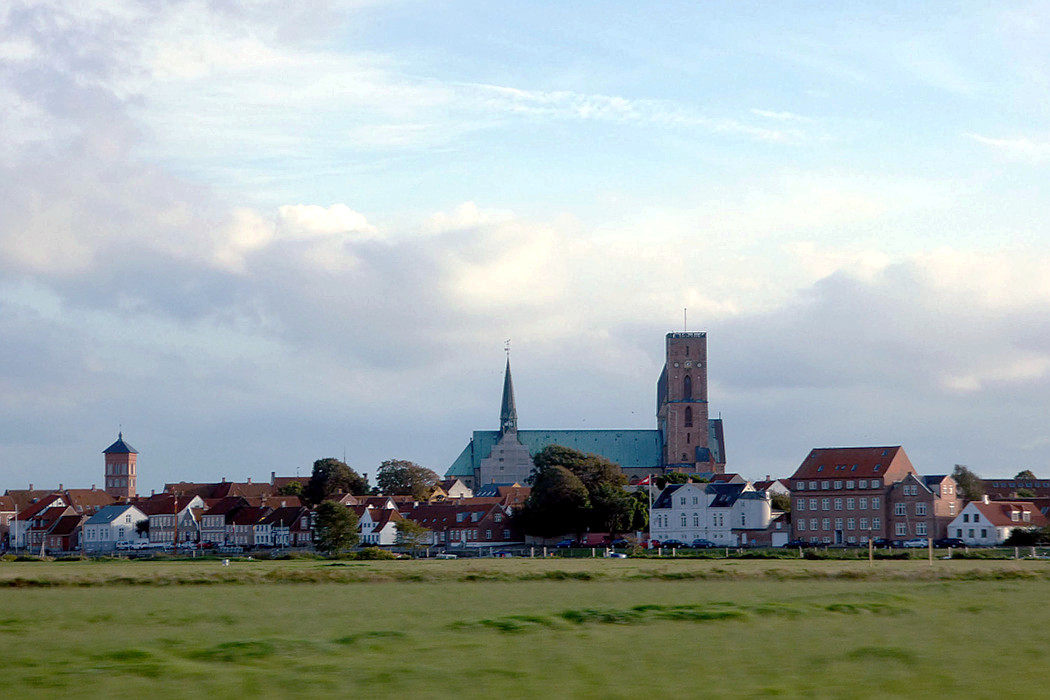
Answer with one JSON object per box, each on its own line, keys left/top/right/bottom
{"left": 967, "top": 133, "right": 1050, "bottom": 163}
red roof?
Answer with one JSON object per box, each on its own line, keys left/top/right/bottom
{"left": 19, "top": 494, "right": 67, "bottom": 521}
{"left": 790, "top": 446, "right": 916, "bottom": 482}
{"left": 972, "top": 501, "right": 1049, "bottom": 528}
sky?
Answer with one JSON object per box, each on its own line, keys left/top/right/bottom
{"left": 2, "top": 0, "right": 1050, "bottom": 494}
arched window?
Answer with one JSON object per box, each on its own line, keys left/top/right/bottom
{"left": 686, "top": 433, "right": 691, "bottom": 444}
{"left": 684, "top": 406, "right": 693, "bottom": 427}
{"left": 683, "top": 375, "right": 692, "bottom": 399}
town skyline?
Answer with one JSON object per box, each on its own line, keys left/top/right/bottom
{"left": 3, "top": 2, "right": 1050, "bottom": 493}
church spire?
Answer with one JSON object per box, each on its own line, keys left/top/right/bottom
{"left": 499, "top": 357, "right": 517, "bottom": 434}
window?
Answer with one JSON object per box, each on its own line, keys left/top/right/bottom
{"left": 980, "top": 528, "right": 987, "bottom": 538}
{"left": 809, "top": 481, "right": 818, "bottom": 490}
{"left": 847, "top": 518, "right": 856, "bottom": 530}
{"left": 846, "top": 481, "right": 854, "bottom": 489}
{"left": 834, "top": 481, "right": 842, "bottom": 490}
{"left": 895, "top": 503, "right": 906, "bottom": 516}
{"left": 810, "top": 519, "right": 818, "bottom": 531}
{"left": 798, "top": 520, "right": 806, "bottom": 531}
{"left": 822, "top": 518, "right": 830, "bottom": 530}
{"left": 859, "top": 518, "right": 869, "bottom": 530}
{"left": 681, "top": 513, "right": 687, "bottom": 527}
{"left": 692, "top": 496, "right": 698, "bottom": 505}
{"left": 693, "top": 514, "right": 700, "bottom": 527}
{"left": 741, "top": 513, "right": 746, "bottom": 527}
{"left": 916, "top": 523, "right": 927, "bottom": 536}
{"left": 809, "top": 499, "right": 818, "bottom": 511}
{"left": 968, "top": 528, "right": 974, "bottom": 538}
{"left": 680, "top": 497, "right": 686, "bottom": 505}
{"left": 973, "top": 514, "right": 980, "bottom": 523}
{"left": 796, "top": 499, "right": 805, "bottom": 511}
{"left": 872, "top": 518, "right": 881, "bottom": 530}
{"left": 963, "top": 513, "right": 970, "bottom": 523}
{"left": 834, "top": 498, "right": 842, "bottom": 510}
{"left": 859, "top": 497, "right": 867, "bottom": 509}
{"left": 684, "top": 406, "right": 693, "bottom": 428}
{"left": 846, "top": 498, "right": 855, "bottom": 510}
{"left": 683, "top": 375, "right": 692, "bottom": 399}
{"left": 834, "top": 518, "right": 842, "bottom": 530}
{"left": 821, "top": 481, "right": 830, "bottom": 490}
{"left": 871, "top": 497, "right": 880, "bottom": 509}
{"left": 916, "top": 503, "right": 927, "bottom": 516}
{"left": 871, "top": 480, "right": 881, "bottom": 488}
{"left": 895, "top": 522, "right": 907, "bottom": 536}
{"left": 956, "top": 528, "right": 962, "bottom": 538}
{"left": 1024, "top": 511, "right": 1031, "bottom": 522}
{"left": 503, "top": 529, "right": 510, "bottom": 539}
{"left": 859, "top": 480, "right": 868, "bottom": 489}
{"left": 821, "top": 499, "right": 830, "bottom": 511}
{"left": 486, "top": 530, "right": 492, "bottom": 540}
{"left": 949, "top": 503, "right": 956, "bottom": 515}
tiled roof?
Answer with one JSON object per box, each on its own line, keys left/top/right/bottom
{"left": 790, "top": 446, "right": 915, "bottom": 481}
{"left": 4, "top": 490, "right": 59, "bottom": 511}
{"left": 230, "top": 506, "right": 272, "bottom": 525}
{"left": 48, "top": 514, "right": 84, "bottom": 537}
{"left": 103, "top": 433, "right": 138, "bottom": 454}
{"left": 0, "top": 495, "right": 14, "bottom": 512}
{"left": 85, "top": 504, "right": 145, "bottom": 525}
{"left": 260, "top": 506, "right": 308, "bottom": 527}
{"left": 63, "top": 489, "right": 116, "bottom": 513}
{"left": 972, "top": 501, "right": 1049, "bottom": 528}
{"left": 19, "top": 494, "right": 66, "bottom": 521}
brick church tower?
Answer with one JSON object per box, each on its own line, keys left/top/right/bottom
{"left": 103, "top": 432, "right": 138, "bottom": 499}
{"left": 657, "top": 332, "right": 719, "bottom": 473}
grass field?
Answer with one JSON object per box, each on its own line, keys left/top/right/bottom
{"left": 3, "top": 557, "right": 1049, "bottom": 698}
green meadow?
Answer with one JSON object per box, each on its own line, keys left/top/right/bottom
{"left": 3, "top": 557, "right": 1049, "bottom": 698}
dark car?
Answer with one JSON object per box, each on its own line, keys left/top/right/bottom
{"left": 554, "top": 539, "right": 578, "bottom": 549}
{"left": 783, "top": 539, "right": 808, "bottom": 548}
{"left": 661, "top": 539, "right": 687, "bottom": 548}
{"left": 609, "top": 538, "right": 631, "bottom": 548}
{"left": 934, "top": 538, "right": 966, "bottom": 548}
{"left": 872, "top": 538, "right": 894, "bottom": 548}
{"left": 691, "top": 538, "right": 717, "bottom": 549}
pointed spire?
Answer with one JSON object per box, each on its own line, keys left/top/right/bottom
{"left": 500, "top": 357, "right": 517, "bottom": 434}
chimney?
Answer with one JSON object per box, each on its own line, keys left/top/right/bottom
{"left": 982, "top": 494, "right": 990, "bottom": 504}
{"left": 151, "top": 489, "right": 155, "bottom": 496}
{"left": 29, "top": 483, "right": 33, "bottom": 490}
{"left": 247, "top": 477, "right": 252, "bottom": 485}
{"left": 222, "top": 477, "right": 226, "bottom": 483}
{"left": 59, "top": 483, "right": 63, "bottom": 491}
{"left": 91, "top": 484, "right": 96, "bottom": 491}
{"left": 271, "top": 471, "right": 276, "bottom": 485}
{"left": 766, "top": 475, "right": 771, "bottom": 482}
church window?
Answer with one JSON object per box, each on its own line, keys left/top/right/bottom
{"left": 684, "top": 406, "right": 693, "bottom": 428}
{"left": 681, "top": 453, "right": 687, "bottom": 461}
{"left": 686, "top": 433, "right": 691, "bottom": 444}
{"left": 683, "top": 375, "right": 692, "bottom": 399}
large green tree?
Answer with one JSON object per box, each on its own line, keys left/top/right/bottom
{"left": 312, "top": 501, "right": 359, "bottom": 554}
{"left": 589, "top": 483, "right": 635, "bottom": 535}
{"left": 531, "top": 445, "right": 626, "bottom": 492}
{"left": 377, "top": 459, "right": 441, "bottom": 500}
{"left": 952, "top": 464, "right": 985, "bottom": 501}
{"left": 1016, "top": 469, "right": 1037, "bottom": 480}
{"left": 304, "top": 458, "right": 368, "bottom": 505}
{"left": 516, "top": 465, "right": 591, "bottom": 538}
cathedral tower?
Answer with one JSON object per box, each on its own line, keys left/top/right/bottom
{"left": 657, "top": 332, "right": 718, "bottom": 473}
{"left": 478, "top": 358, "right": 534, "bottom": 486}
{"left": 103, "top": 432, "right": 138, "bottom": 499}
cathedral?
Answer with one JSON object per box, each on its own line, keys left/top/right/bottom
{"left": 445, "top": 331, "right": 726, "bottom": 488}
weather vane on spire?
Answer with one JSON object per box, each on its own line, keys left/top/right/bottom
{"left": 505, "top": 339, "right": 511, "bottom": 358}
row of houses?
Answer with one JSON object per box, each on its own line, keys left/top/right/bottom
{"left": 1, "top": 477, "right": 529, "bottom": 554}
{"left": 648, "top": 446, "right": 1050, "bottom": 549}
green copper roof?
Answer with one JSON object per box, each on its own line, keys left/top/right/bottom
{"left": 445, "top": 429, "right": 664, "bottom": 478}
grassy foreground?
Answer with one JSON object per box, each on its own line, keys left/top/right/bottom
{"left": 3, "top": 557, "right": 1049, "bottom": 698}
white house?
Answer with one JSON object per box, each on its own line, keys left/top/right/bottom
{"left": 650, "top": 482, "right": 772, "bottom": 547}
{"left": 358, "top": 507, "right": 403, "bottom": 546}
{"left": 946, "top": 498, "right": 1048, "bottom": 546}
{"left": 83, "top": 504, "right": 148, "bottom": 552}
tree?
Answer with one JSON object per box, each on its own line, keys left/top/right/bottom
{"left": 1016, "top": 470, "right": 1037, "bottom": 480}
{"left": 312, "top": 501, "right": 359, "bottom": 554}
{"left": 377, "top": 460, "right": 441, "bottom": 500}
{"left": 1017, "top": 488, "right": 1036, "bottom": 498}
{"left": 626, "top": 490, "right": 649, "bottom": 531}
{"left": 531, "top": 445, "right": 626, "bottom": 492}
{"left": 656, "top": 472, "right": 690, "bottom": 489}
{"left": 516, "top": 465, "right": 590, "bottom": 538}
{"left": 135, "top": 520, "right": 149, "bottom": 538}
{"left": 277, "top": 481, "right": 303, "bottom": 497}
{"left": 589, "top": 483, "right": 634, "bottom": 535}
{"left": 394, "top": 518, "right": 430, "bottom": 554}
{"left": 304, "top": 458, "right": 368, "bottom": 505}
{"left": 770, "top": 492, "right": 792, "bottom": 513}
{"left": 952, "top": 465, "right": 985, "bottom": 501}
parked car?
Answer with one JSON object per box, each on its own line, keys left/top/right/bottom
{"left": 554, "top": 539, "right": 578, "bottom": 549}
{"left": 872, "top": 538, "right": 894, "bottom": 548}
{"left": 435, "top": 553, "right": 457, "bottom": 559}
{"left": 691, "top": 538, "right": 717, "bottom": 549}
{"left": 934, "top": 538, "right": 966, "bottom": 548}
{"left": 902, "top": 538, "right": 929, "bottom": 548}
{"left": 661, "top": 539, "right": 687, "bottom": 548}
{"left": 783, "top": 539, "right": 808, "bottom": 548}
{"left": 609, "top": 538, "right": 631, "bottom": 548}
{"left": 493, "top": 550, "right": 513, "bottom": 558}
{"left": 605, "top": 551, "right": 628, "bottom": 559}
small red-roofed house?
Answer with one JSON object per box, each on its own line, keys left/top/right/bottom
{"left": 946, "top": 498, "right": 1048, "bottom": 546}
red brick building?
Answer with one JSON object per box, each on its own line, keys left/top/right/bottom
{"left": 790, "top": 446, "right": 918, "bottom": 545}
